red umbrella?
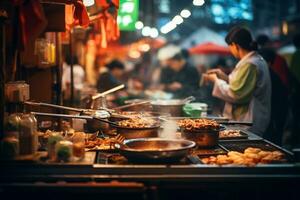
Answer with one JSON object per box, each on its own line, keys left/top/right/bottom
{"left": 189, "top": 42, "right": 231, "bottom": 55}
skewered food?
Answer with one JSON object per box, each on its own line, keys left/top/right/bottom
{"left": 178, "top": 119, "right": 220, "bottom": 131}
{"left": 219, "top": 130, "right": 242, "bottom": 138}
{"left": 118, "top": 118, "right": 159, "bottom": 128}
{"left": 201, "top": 147, "right": 285, "bottom": 166}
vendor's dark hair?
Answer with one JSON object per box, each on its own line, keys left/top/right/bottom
{"left": 106, "top": 59, "right": 125, "bottom": 70}
{"left": 256, "top": 34, "right": 270, "bottom": 47}
{"left": 225, "top": 26, "right": 257, "bottom": 51}
{"left": 259, "top": 49, "right": 276, "bottom": 65}
{"left": 171, "top": 53, "right": 184, "bottom": 61}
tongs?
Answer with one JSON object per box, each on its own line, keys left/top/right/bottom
{"left": 113, "top": 100, "right": 151, "bottom": 111}
{"left": 92, "top": 84, "right": 125, "bottom": 100}
{"left": 24, "top": 101, "right": 132, "bottom": 119}
{"left": 31, "top": 112, "right": 119, "bottom": 127}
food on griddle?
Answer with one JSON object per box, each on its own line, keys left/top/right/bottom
{"left": 177, "top": 119, "right": 220, "bottom": 131}
{"left": 118, "top": 118, "right": 159, "bottom": 128}
{"left": 219, "top": 130, "right": 242, "bottom": 138}
{"left": 85, "top": 137, "right": 119, "bottom": 150}
{"left": 201, "top": 147, "right": 285, "bottom": 166}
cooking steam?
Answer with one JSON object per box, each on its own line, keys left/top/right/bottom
{"left": 159, "top": 120, "right": 179, "bottom": 139}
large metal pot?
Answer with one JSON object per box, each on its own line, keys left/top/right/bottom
{"left": 181, "top": 126, "right": 225, "bottom": 148}
{"left": 151, "top": 96, "right": 195, "bottom": 117}
{"left": 113, "top": 125, "right": 160, "bottom": 139}
{"left": 117, "top": 138, "right": 196, "bottom": 163}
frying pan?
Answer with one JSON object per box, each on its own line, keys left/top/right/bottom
{"left": 115, "top": 138, "right": 196, "bottom": 163}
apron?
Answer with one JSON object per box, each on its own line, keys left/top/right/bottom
{"left": 212, "top": 51, "right": 271, "bottom": 135}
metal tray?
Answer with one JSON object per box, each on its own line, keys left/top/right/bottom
{"left": 96, "top": 152, "right": 201, "bottom": 165}
{"left": 219, "top": 130, "right": 249, "bottom": 140}
{"left": 191, "top": 145, "right": 228, "bottom": 158}
{"left": 219, "top": 140, "right": 294, "bottom": 161}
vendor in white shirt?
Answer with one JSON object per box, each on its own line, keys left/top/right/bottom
{"left": 203, "top": 26, "right": 271, "bottom": 136}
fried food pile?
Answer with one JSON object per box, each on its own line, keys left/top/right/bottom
{"left": 85, "top": 137, "right": 118, "bottom": 150}
{"left": 219, "top": 130, "right": 242, "bottom": 138}
{"left": 177, "top": 119, "right": 220, "bottom": 131}
{"left": 118, "top": 118, "right": 159, "bottom": 128}
{"left": 201, "top": 147, "right": 285, "bottom": 166}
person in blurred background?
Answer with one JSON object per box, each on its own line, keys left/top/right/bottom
{"left": 256, "top": 34, "right": 291, "bottom": 145}
{"left": 157, "top": 44, "right": 200, "bottom": 98}
{"left": 62, "top": 55, "right": 85, "bottom": 105}
{"left": 289, "top": 33, "right": 300, "bottom": 148}
{"left": 259, "top": 50, "right": 288, "bottom": 145}
{"left": 203, "top": 26, "right": 271, "bottom": 136}
{"left": 97, "top": 59, "right": 125, "bottom": 92}
{"left": 256, "top": 34, "right": 290, "bottom": 91}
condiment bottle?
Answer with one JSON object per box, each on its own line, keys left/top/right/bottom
{"left": 47, "top": 132, "right": 63, "bottom": 161}
{"left": 55, "top": 140, "right": 73, "bottom": 162}
{"left": 0, "top": 113, "right": 22, "bottom": 159}
{"left": 19, "top": 114, "right": 38, "bottom": 156}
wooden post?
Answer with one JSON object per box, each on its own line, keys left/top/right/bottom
{"left": 69, "top": 29, "right": 74, "bottom": 106}
{"left": 0, "top": 9, "right": 8, "bottom": 136}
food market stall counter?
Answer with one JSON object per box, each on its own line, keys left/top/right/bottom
{"left": 1, "top": 129, "right": 300, "bottom": 200}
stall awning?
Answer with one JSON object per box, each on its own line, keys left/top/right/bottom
{"left": 189, "top": 42, "right": 231, "bottom": 55}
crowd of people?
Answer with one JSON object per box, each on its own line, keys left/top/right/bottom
{"left": 61, "top": 26, "right": 300, "bottom": 149}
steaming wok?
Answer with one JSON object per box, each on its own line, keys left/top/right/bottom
{"left": 115, "top": 138, "right": 196, "bottom": 163}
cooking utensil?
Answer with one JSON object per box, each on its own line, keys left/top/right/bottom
{"left": 31, "top": 111, "right": 117, "bottom": 133}
{"left": 92, "top": 84, "right": 125, "bottom": 100}
{"left": 25, "top": 101, "right": 112, "bottom": 114}
{"left": 115, "top": 138, "right": 196, "bottom": 163}
{"left": 151, "top": 96, "right": 195, "bottom": 117}
{"left": 113, "top": 100, "right": 151, "bottom": 111}
{"left": 31, "top": 111, "right": 112, "bottom": 121}
{"left": 32, "top": 111, "right": 160, "bottom": 139}
{"left": 181, "top": 125, "right": 226, "bottom": 148}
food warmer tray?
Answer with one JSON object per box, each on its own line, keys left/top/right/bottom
{"left": 219, "top": 130, "right": 249, "bottom": 140}
{"left": 219, "top": 139, "right": 294, "bottom": 161}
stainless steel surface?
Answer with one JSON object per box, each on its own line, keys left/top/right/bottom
{"left": 181, "top": 126, "right": 226, "bottom": 148}
{"left": 150, "top": 96, "right": 195, "bottom": 117}
{"left": 31, "top": 111, "right": 111, "bottom": 120}
{"left": 116, "top": 138, "right": 196, "bottom": 163}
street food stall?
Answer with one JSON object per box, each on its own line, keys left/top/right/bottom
{"left": 0, "top": 0, "right": 300, "bottom": 199}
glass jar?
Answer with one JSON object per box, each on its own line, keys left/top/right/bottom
{"left": 19, "top": 114, "right": 38, "bottom": 156}
{"left": 5, "top": 113, "right": 21, "bottom": 139}
{"left": 55, "top": 140, "right": 73, "bottom": 162}
{"left": 47, "top": 132, "right": 63, "bottom": 161}
{"left": 71, "top": 132, "right": 85, "bottom": 161}
{"left": 2, "top": 113, "right": 22, "bottom": 158}
{"left": 5, "top": 81, "right": 30, "bottom": 103}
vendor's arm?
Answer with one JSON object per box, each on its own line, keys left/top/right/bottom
{"left": 212, "top": 63, "right": 257, "bottom": 104}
